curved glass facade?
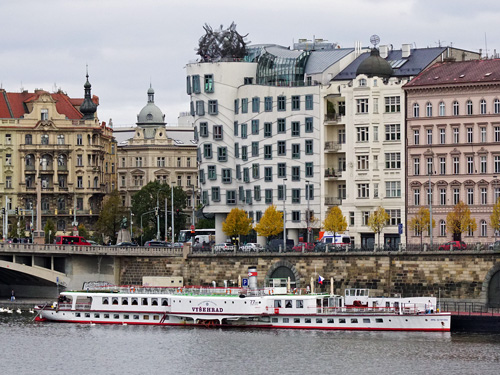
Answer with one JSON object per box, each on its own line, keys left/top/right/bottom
{"left": 256, "top": 50, "right": 310, "bottom": 87}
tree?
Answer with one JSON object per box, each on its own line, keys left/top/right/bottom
{"left": 447, "top": 201, "right": 477, "bottom": 241}
{"left": 222, "top": 208, "right": 253, "bottom": 247}
{"left": 490, "top": 197, "right": 500, "bottom": 241}
{"left": 368, "top": 207, "right": 389, "bottom": 250}
{"left": 95, "top": 190, "right": 127, "bottom": 245}
{"left": 323, "top": 206, "right": 347, "bottom": 242}
{"left": 77, "top": 223, "right": 89, "bottom": 240}
{"left": 254, "top": 205, "right": 283, "bottom": 241}
{"left": 44, "top": 219, "right": 56, "bottom": 244}
{"left": 196, "top": 218, "right": 215, "bottom": 229}
{"left": 408, "top": 207, "right": 435, "bottom": 246}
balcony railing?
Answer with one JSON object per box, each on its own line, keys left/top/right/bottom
{"left": 324, "top": 168, "right": 343, "bottom": 178}
{"left": 324, "top": 142, "right": 343, "bottom": 152}
{"left": 325, "top": 196, "right": 342, "bottom": 206}
{"left": 324, "top": 113, "right": 343, "bottom": 123}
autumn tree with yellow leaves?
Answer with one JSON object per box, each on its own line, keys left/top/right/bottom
{"left": 368, "top": 207, "right": 389, "bottom": 250}
{"left": 446, "top": 201, "right": 477, "bottom": 241}
{"left": 254, "top": 205, "right": 283, "bottom": 241}
{"left": 490, "top": 197, "right": 500, "bottom": 241}
{"left": 323, "top": 206, "right": 348, "bottom": 241}
{"left": 408, "top": 207, "right": 435, "bottom": 246}
{"left": 222, "top": 208, "right": 253, "bottom": 247}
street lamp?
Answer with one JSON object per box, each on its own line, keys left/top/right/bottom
{"left": 428, "top": 153, "right": 434, "bottom": 249}
{"left": 156, "top": 190, "right": 160, "bottom": 240}
{"left": 283, "top": 178, "right": 287, "bottom": 251}
{"left": 171, "top": 182, "right": 175, "bottom": 246}
{"left": 130, "top": 212, "right": 134, "bottom": 242}
{"left": 306, "top": 180, "right": 310, "bottom": 244}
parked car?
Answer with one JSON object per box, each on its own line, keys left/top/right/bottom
{"left": 144, "top": 240, "right": 169, "bottom": 247}
{"left": 115, "top": 241, "right": 138, "bottom": 247}
{"left": 266, "top": 239, "right": 294, "bottom": 252}
{"left": 489, "top": 240, "right": 500, "bottom": 250}
{"left": 438, "top": 241, "right": 467, "bottom": 250}
{"left": 192, "top": 242, "right": 211, "bottom": 251}
{"left": 87, "top": 240, "right": 99, "bottom": 246}
{"left": 213, "top": 243, "right": 234, "bottom": 252}
{"left": 293, "top": 242, "right": 315, "bottom": 252}
{"left": 240, "top": 243, "right": 263, "bottom": 252}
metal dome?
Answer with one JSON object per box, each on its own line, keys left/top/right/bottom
{"left": 136, "top": 87, "right": 165, "bottom": 126}
{"left": 356, "top": 48, "right": 393, "bottom": 78}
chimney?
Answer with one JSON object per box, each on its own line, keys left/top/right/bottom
{"left": 379, "top": 45, "right": 388, "bottom": 59}
{"left": 402, "top": 44, "right": 411, "bottom": 58}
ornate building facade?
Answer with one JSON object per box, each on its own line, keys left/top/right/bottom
{"left": 0, "top": 75, "right": 116, "bottom": 238}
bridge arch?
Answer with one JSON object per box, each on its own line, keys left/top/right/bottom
{"left": 265, "top": 260, "right": 301, "bottom": 288}
{"left": 482, "top": 262, "right": 500, "bottom": 308}
{"left": 0, "top": 260, "right": 69, "bottom": 287}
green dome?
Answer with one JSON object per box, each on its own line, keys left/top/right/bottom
{"left": 356, "top": 48, "right": 393, "bottom": 78}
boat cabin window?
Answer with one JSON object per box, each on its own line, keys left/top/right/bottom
{"left": 372, "top": 301, "right": 377, "bottom": 308}
{"left": 376, "top": 318, "right": 384, "bottom": 323}
{"left": 305, "top": 318, "right": 311, "bottom": 323}
{"left": 339, "top": 318, "right": 346, "bottom": 323}
{"left": 85, "top": 313, "right": 90, "bottom": 318}
{"left": 386, "top": 302, "right": 390, "bottom": 308}
{"left": 161, "top": 298, "right": 168, "bottom": 306}
{"left": 363, "top": 318, "right": 370, "bottom": 323}
{"left": 394, "top": 302, "right": 399, "bottom": 309}
{"left": 112, "top": 297, "right": 119, "bottom": 305}
{"left": 76, "top": 296, "right": 92, "bottom": 306}
{"left": 283, "top": 318, "right": 289, "bottom": 323}
{"left": 94, "top": 313, "right": 100, "bottom": 318}
{"left": 104, "top": 314, "right": 109, "bottom": 319}
{"left": 316, "top": 318, "right": 323, "bottom": 323}
{"left": 151, "top": 298, "right": 158, "bottom": 306}
{"left": 345, "top": 289, "right": 350, "bottom": 296}
{"left": 351, "top": 318, "right": 358, "bottom": 323}
{"left": 102, "top": 297, "right": 109, "bottom": 305}
{"left": 58, "top": 295, "right": 72, "bottom": 304}
{"left": 294, "top": 318, "right": 300, "bottom": 323}
{"left": 272, "top": 318, "right": 278, "bottom": 323}
{"left": 142, "top": 298, "right": 148, "bottom": 306}
{"left": 274, "top": 300, "right": 282, "bottom": 308}
{"left": 327, "top": 318, "right": 334, "bottom": 324}
{"left": 285, "top": 300, "right": 292, "bottom": 308}
{"left": 144, "top": 315, "right": 149, "bottom": 320}
{"left": 131, "top": 298, "right": 138, "bottom": 305}
{"left": 296, "top": 300, "right": 303, "bottom": 308}
{"left": 122, "top": 298, "right": 129, "bottom": 305}
{"left": 124, "top": 314, "right": 129, "bottom": 319}
{"left": 133, "top": 315, "right": 139, "bottom": 320}
{"left": 114, "top": 314, "right": 119, "bottom": 319}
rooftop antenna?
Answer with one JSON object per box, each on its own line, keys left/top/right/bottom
{"left": 370, "top": 34, "right": 380, "bottom": 48}
{"left": 20, "top": 81, "right": 24, "bottom": 92}
{"left": 485, "top": 32, "right": 489, "bottom": 58}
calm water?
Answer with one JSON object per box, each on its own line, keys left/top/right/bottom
{"left": 1, "top": 313, "right": 499, "bottom": 375}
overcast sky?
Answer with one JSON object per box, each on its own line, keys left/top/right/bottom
{"left": 1, "top": 0, "right": 499, "bottom": 126}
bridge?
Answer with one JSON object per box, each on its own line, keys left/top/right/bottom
{"left": 1, "top": 243, "right": 499, "bottom": 308}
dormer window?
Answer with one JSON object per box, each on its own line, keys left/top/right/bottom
{"left": 41, "top": 109, "right": 48, "bottom": 121}
{"left": 147, "top": 114, "right": 153, "bottom": 121}
{"left": 359, "top": 78, "right": 367, "bottom": 87}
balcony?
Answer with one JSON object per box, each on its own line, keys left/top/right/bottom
{"left": 324, "top": 142, "right": 343, "bottom": 152}
{"left": 20, "top": 143, "right": 71, "bottom": 151}
{"left": 325, "top": 196, "right": 342, "bottom": 206}
{"left": 58, "top": 165, "right": 68, "bottom": 172}
{"left": 324, "top": 113, "right": 344, "bottom": 124}
{"left": 324, "top": 168, "right": 343, "bottom": 179}
{"left": 25, "top": 164, "right": 36, "bottom": 171}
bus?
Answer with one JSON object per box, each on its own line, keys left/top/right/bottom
{"left": 178, "top": 228, "right": 216, "bottom": 244}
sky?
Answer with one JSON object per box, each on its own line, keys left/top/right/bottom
{"left": 1, "top": 0, "right": 500, "bottom": 127}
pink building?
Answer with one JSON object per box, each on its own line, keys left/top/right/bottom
{"left": 404, "top": 59, "right": 500, "bottom": 246}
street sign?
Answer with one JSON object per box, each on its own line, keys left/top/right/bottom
{"left": 242, "top": 278, "right": 248, "bottom": 287}
{"left": 398, "top": 223, "right": 403, "bottom": 235}
{"left": 190, "top": 224, "right": 195, "bottom": 231}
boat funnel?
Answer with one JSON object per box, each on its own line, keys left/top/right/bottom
{"left": 248, "top": 266, "right": 258, "bottom": 289}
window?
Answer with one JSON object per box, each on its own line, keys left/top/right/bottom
{"left": 251, "top": 120, "right": 259, "bottom": 135}
{"left": 387, "top": 209, "right": 401, "bottom": 225}
{"left": 226, "top": 190, "right": 236, "bottom": 205}
{"left": 241, "top": 146, "right": 247, "bottom": 161}
{"left": 264, "top": 145, "right": 272, "bottom": 159}
{"left": 252, "top": 97, "right": 260, "bottom": 113}
{"left": 254, "top": 186, "right": 261, "bottom": 201}
{"left": 265, "top": 189, "right": 273, "bottom": 204}
{"left": 440, "top": 128, "right": 446, "bottom": 144}
{"left": 277, "top": 141, "right": 286, "bottom": 156}
{"left": 467, "top": 156, "right": 474, "bottom": 174}
{"left": 305, "top": 162, "right": 313, "bottom": 178}
{"left": 427, "top": 186, "right": 432, "bottom": 205}
{"left": 241, "top": 123, "right": 247, "bottom": 139}
{"left": 466, "top": 100, "right": 473, "bottom": 115}
{"left": 413, "top": 103, "right": 420, "bottom": 117}
{"left": 357, "top": 183, "right": 370, "bottom": 198}
{"left": 77, "top": 176, "right": 83, "bottom": 188}
{"left": 252, "top": 141, "right": 259, "bottom": 157}
{"left": 192, "top": 75, "right": 200, "bottom": 93}
{"left": 426, "top": 102, "right": 432, "bottom": 117}
{"left": 241, "top": 98, "right": 248, "bottom": 113}
{"left": 5, "top": 176, "right": 12, "bottom": 189}
{"left": 480, "top": 156, "right": 487, "bottom": 173}
{"left": 413, "top": 158, "right": 420, "bottom": 175}
{"left": 357, "top": 127, "right": 369, "bottom": 142}
{"left": 453, "top": 128, "right": 459, "bottom": 143}
{"left": 292, "top": 121, "right": 300, "bottom": 136}
{"left": 480, "top": 99, "right": 487, "bottom": 114}
{"left": 427, "top": 129, "right": 433, "bottom": 145}
{"left": 277, "top": 118, "right": 286, "bottom": 133}
{"left": 480, "top": 127, "right": 486, "bottom": 143}
{"left": 385, "top": 96, "right": 400, "bottom": 112}
{"left": 204, "top": 74, "right": 213, "bottom": 92}
{"left": 305, "top": 140, "right": 313, "bottom": 155}
{"left": 453, "top": 157, "right": 460, "bottom": 174}
{"left": 453, "top": 101, "right": 459, "bottom": 116}
{"left": 291, "top": 95, "right": 300, "bottom": 110}
{"left": 264, "top": 167, "right": 273, "bottom": 182}
{"left": 222, "top": 169, "right": 232, "bottom": 184}
{"left": 277, "top": 96, "right": 286, "bottom": 111}
{"left": 208, "top": 165, "right": 216, "bottom": 180}
{"left": 414, "top": 189, "right": 420, "bottom": 206}
{"left": 481, "top": 220, "right": 487, "bottom": 237}
{"left": 495, "top": 99, "right": 500, "bottom": 114}
{"left": 200, "top": 122, "right": 208, "bottom": 137}
{"left": 256, "top": 123, "right": 269, "bottom": 140}
{"left": 439, "top": 101, "right": 445, "bottom": 116}
{"left": 292, "top": 189, "right": 300, "bottom": 204}
{"left": 41, "top": 134, "right": 49, "bottom": 145}
{"left": 243, "top": 168, "right": 249, "bottom": 183}
{"left": 453, "top": 188, "right": 460, "bottom": 205}
{"left": 57, "top": 135, "right": 64, "bottom": 145}
{"left": 440, "top": 220, "right": 446, "bottom": 236}
{"left": 208, "top": 100, "right": 218, "bottom": 115}
{"left": 427, "top": 157, "right": 433, "bottom": 175}
{"left": 356, "top": 98, "right": 369, "bottom": 113}
{"left": 41, "top": 108, "right": 48, "bottom": 120}
{"left": 264, "top": 97, "right": 273, "bottom": 111}
{"left": 467, "top": 127, "right": 473, "bottom": 143}
{"left": 414, "top": 129, "right": 420, "bottom": 145}
{"left": 481, "top": 187, "right": 487, "bottom": 205}
{"left": 467, "top": 188, "right": 474, "bottom": 205}
{"left": 385, "top": 153, "right": 401, "bottom": 169}
{"left": 234, "top": 99, "right": 239, "bottom": 114}
{"left": 203, "top": 144, "right": 212, "bottom": 159}
{"left": 25, "top": 134, "right": 32, "bottom": 145}
{"left": 305, "top": 95, "right": 313, "bottom": 110}
{"left": 196, "top": 100, "right": 205, "bottom": 116}
{"left": 252, "top": 164, "right": 260, "bottom": 179}
{"left": 277, "top": 163, "right": 286, "bottom": 178}
{"left": 357, "top": 155, "right": 369, "bottom": 170}
{"left": 186, "top": 76, "right": 192, "bottom": 94}
{"left": 373, "top": 98, "right": 379, "bottom": 113}
{"left": 292, "top": 166, "right": 300, "bottom": 181}
{"left": 234, "top": 143, "right": 239, "bottom": 158}
{"left": 386, "top": 181, "right": 401, "bottom": 198}
{"left": 338, "top": 129, "right": 346, "bottom": 144}
{"left": 292, "top": 144, "right": 300, "bottom": 159}
{"left": 362, "top": 211, "right": 370, "bottom": 225}
{"left": 277, "top": 185, "right": 285, "bottom": 200}
{"left": 292, "top": 211, "right": 300, "bottom": 222}
{"left": 213, "top": 125, "right": 223, "bottom": 140}
{"left": 157, "top": 157, "right": 165, "bottom": 167}
{"left": 77, "top": 154, "right": 83, "bottom": 166}
{"left": 439, "top": 157, "right": 446, "bottom": 175}
{"left": 440, "top": 188, "right": 446, "bottom": 205}
{"left": 385, "top": 124, "right": 400, "bottom": 141}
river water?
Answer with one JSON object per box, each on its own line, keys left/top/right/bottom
{"left": 1, "top": 313, "right": 499, "bottom": 375}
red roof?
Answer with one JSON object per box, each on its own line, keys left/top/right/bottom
{"left": 0, "top": 89, "right": 97, "bottom": 120}
{"left": 404, "top": 59, "right": 500, "bottom": 88}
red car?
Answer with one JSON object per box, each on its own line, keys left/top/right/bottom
{"left": 438, "top": 241, "right": 467, "bottom": 250}
{"left": 293, "top": 242, "right": 315, "bottom": 252}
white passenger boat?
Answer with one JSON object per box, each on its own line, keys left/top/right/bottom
{"left": 34, "top": 286, "right": 450, "bottom": 331}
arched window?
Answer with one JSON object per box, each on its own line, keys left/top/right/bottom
{"left": 439, "top": 101, "right": 445, "bottom": 116}
{"left": 25, "top": 134, "right": 32, "bottom": 145}
{"left": 57, "top": 197, "right": 65, "bottom": 211}
{"left": 41, "top": 198, "right": 50, "bottom": 211}
{"left": 57, "top": 219, "right": 65, "bottom": 231}
{"left": 426, "top": 102, "right": 432, "bottom": 117}
{"left": 494, "top": 99, "right": 500, "bottom": 114}
{"left": 94, "top": 177, "right": 99, "bottom": 188}
{"left": 453, "top": 101, "right": 459, "bottom": 116}
{"left": 413, "top": 103, "right": 420, "bottom": 118}
{"left": 480, "top": 99, "right": 487, "bottom": 115}
{"left": 25, "top": 154, "right": 34, "bottom": 166}
{"left": 58, "top": 154, "right": 66, "bottom": 167}
{"left": 481, "top": 220, "right": 488, "bottom": 237}
{"left": 440, "top": 220, "right": 446, "bottom": 237}
{"left": 466, "top": 100, "right": 473, "bottom": 115}
{"left": 57, "top": 134, "right": 65, "bottom": 145}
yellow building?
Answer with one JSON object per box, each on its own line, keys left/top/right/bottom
{"left": 0, "top": 74, "right": 116, "bottom": 239}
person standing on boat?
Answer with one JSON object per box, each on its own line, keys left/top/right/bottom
{"left": 11, "top": 290, "right": 15, "bottom": 301}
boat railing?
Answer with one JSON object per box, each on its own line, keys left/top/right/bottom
{"left": 316, "top": 305, "right": 421, "bottom": 315}
{"left": 75, "top": 303, "right": 92, "bottom": 310}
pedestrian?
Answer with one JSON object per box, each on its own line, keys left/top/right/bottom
{"left": 11, "top": 289, "right": 15, "bottom": 302}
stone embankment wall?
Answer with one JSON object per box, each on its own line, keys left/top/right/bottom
{"left": 119, "top": 252, "right": 500, "bottom": 303}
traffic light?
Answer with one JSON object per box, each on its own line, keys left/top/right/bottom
{"left": 155, "top": 207, "right": 159, "bottom": 216}
{"left": 1, "top": 208, "right": 4, "bottom": 215}
{"left": 15, "top": 207, "right": 19, "bottom": 215}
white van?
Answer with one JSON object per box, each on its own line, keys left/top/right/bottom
{"left": 320, "top": 233, "right": 351, "bottom": 246}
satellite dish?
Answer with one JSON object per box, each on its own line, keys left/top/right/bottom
{"left": 370, "top": 35, "right": 380, "bottom": 47}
